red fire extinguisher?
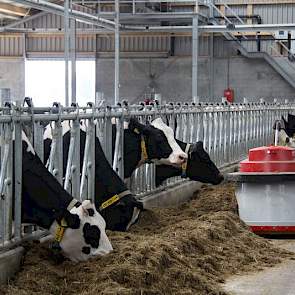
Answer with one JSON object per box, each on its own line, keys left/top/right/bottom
{"left": 224, "top": 88, "right": 234, "bottom": 103}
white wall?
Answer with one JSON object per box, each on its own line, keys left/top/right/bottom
{"left": 0, "top": 59, "right": 25, "bottom": 102}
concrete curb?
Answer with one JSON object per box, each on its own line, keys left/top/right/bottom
{"left": 141, "top": 163, "right": 238, "bottom": 209}
{"left": 141, "top": 181, "right": 202, "bottom": 209}
{"left": 0, "top": 246, "right": 24, "bottom": 284}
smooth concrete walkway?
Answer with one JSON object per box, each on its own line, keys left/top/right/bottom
{"left": 222, "top": 240, "right": 295, "bottom": 295}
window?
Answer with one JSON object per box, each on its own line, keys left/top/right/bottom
{"left": 25, "top": 60, "right": 95, "bottom": 107}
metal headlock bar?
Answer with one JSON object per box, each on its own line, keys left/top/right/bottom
{"left": 0, "top": 100, "right": 294, "bottom": 250}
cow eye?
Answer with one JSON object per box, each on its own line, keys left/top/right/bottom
{"left": 87, "top": 208, "right": 95, "bottom": 216}
{"left": 82, "top": 246, "right": 91, "bottom": 255}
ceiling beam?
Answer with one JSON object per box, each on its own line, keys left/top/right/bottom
{"left": 11, "top": 0, "right": 115, "bottom": 30}
{"left": 0, "top": 3, "right": 29, "bottom": 17}
{"left": 0, "top": 13, "right": 19, "bottom": 20}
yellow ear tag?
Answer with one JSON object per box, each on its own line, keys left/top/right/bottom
{"left": 134, "top": 128, "right": 140, "bottom": 134}
{"left": 99, "top": 194, "right": 119, "bottom": 210}
{"left": 181, "top": 161, "right": 188, "bottom": 178}
{"left": 141, "top": 138, "right": 148, "bottom": 161}
{"left": 54, "top": 218, "right": 67, "bottom": 243}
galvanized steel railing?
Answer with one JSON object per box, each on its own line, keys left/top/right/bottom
{"left": 0, "top": 101, "right": 293, "bottom": 250}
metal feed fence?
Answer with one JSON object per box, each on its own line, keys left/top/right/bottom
{"left": 0, "top": 100, "right": 293, "bottom": 251}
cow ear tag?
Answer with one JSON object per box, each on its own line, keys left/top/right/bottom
{"left": 133, "top": 128, "right": 140, "bottom": 134}
{"left": 181, "top": 161, "right": 188, "bottom": 178}
{"left": 55, "top": 218, "right": 68, "bottom": 243}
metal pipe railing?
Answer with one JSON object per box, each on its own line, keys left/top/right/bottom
{"left": 0, "top": 101, "right": 293, "bottom": 251}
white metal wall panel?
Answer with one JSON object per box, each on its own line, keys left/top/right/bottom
{"left": 254, "top": 4, "right": 295, "bottom": 24}
{"left": 27, "top": 36, "right": 64, "bottom": 52}
{"left": 174, "top": 36, "right": 209, "bottom": 56}
{"left": 200, "top": 35, "right": 210, "bottom": 56}
{"left": 242, "top": 40, "right": 257, "bottom": 52}
{"left": 26, "top": 35, "right": 96, "bottom": 53}
{"left": 213, "top": 36, "right": 236, "bottom": 57}
{"left": 225, "top": 5, "right": 247, "bottom": 17}
{"left": 0, "top": 36, "right": 23, "bottom": 56}
{"left": 96, "top": 35, "right": 170, "bottom": 52}
{"left": 77, "top": 35, "right": 95, "bottom": 52}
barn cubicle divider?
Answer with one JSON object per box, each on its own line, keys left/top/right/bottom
{"left": 0, "top": 100, "right": 293, "bottom": 251}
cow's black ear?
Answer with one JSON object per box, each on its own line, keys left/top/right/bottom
{"left": 288, "top": 113, "right": 295, "bottom": 130}
{"left": 192, "top": 141, "right": 204, "bottom": 152}
{"left": 129, "top": 117, "right": 149, "bottom": 134}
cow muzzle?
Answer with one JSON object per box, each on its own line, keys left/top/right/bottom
{"left": 214, "top": 173, "right": 224, "bottom": 185}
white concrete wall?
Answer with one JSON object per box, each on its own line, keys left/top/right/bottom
{"left": 0, "top": 59, "right": 25, "bottom": 102}
{"left": 96, "top": 56, "right": 295, "bottom": 104}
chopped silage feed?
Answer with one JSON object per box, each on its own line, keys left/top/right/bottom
{"left": 1, "top": 182, "right": 293, "bottom": 295}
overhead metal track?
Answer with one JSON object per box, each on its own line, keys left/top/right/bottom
{"left": 72, "top": 0, "right": 202, "bottom": 3}
{"left": 3, "top": 21, "right": 295, "bottom": 34}
{"left": 199, "top": 23, "right": 295, "bottom": 33}
{"left": 11, "top": 0, "right": 116, "bottom": 30}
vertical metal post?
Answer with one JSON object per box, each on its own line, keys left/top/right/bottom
{"left": 103, "top": 111, "right": 113, "bottom": 165}
{"left": 192, "top": 14, "right": 199, "bottom": 103}
{"left": 209, "top": 1, "right": 214, "bottom": 99}
{"left": 2, "top": 123, "right": 13, "bottom": 243}
{"left": 132, "top": 0, "right": 135, "bottom": 14}
{"left": 72, "top": 118, "right": 80, "bottom": 199}
{"left": 114, "top": 0, "right": 120, "bottom": 104}
{"left": 64, "top": 0, "right": 70, "bottom": 107}
{"left": 14, "top": 113, "right": 22, "bottom": 241}
{"left": 70, "top": 18, "right": 76, "bottom": 104}
{"left": 88, "top": 119, "right": 95, "bottom": 202}
{"left": 55, "top": 122, "right": 64, "bottom": 185}
{"left": 33, "top": 121, "right": 44, "bottom": 162}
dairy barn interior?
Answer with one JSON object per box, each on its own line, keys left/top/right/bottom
{"left": 2, "top": 0, "right": 295, "bottom": 294}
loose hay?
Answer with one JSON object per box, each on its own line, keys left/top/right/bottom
{"left": 1, "top": 182, "right": 293, "bottom": 295}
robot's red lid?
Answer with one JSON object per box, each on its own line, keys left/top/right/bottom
{"left": 240, "top": 146, "right": 295, "bottom": 172}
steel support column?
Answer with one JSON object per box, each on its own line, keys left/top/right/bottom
{"left": 114, "top": 0, "right": 120, "bottom": 104}
{"left": 192, "top": 14, "right": 199, "bottom": 103}
{"left": 64, "top": 0, "right": 70, "bottom": 107}
{"left": 70, "top": 18, "right": 76, "bottom": 104}
{"left": 209, "top": 1, "right": 214, "bottom": 100}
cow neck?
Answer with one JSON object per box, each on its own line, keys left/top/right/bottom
{"left": 123, "top": 129, "right": 142, "bottom": 178}
{"left": 175, "top": 139, "right": 187, "bottom": 151}
{"left": 49, "top": 199, "right": 81, "bottom": 249}
{"left": 93, "top": 131, "right": 132, "bottom": 205}
{"left": 21, "top": 144, "right": 79, "bottom": 230}
{"left": 44, "top": 128, "right": 132, "bottom": 214}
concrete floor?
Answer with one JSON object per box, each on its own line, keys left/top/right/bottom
{"left": 222, "top": 239, "right": 295, "bottom": 295}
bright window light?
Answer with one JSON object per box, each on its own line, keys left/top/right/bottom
{"left": 25, "top": 60, "right": 95, "bottom": 107}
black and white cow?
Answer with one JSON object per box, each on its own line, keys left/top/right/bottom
{"left": 20, "top": 132, "right": 112, "bottom": 262}
{"left": 155, "top": 140, "right": 224, "bottom": 186}
{"left": 274, "top": 114, "right": 295, "bottom": 147}
{"left": 112, "top": 118, "right": 223, "bottom": 186}
{"left": 43, "top": 122, "right": 143, "bottom": 232}
{"left": 113, "top": 117, "right": 188, "bottom": 178}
